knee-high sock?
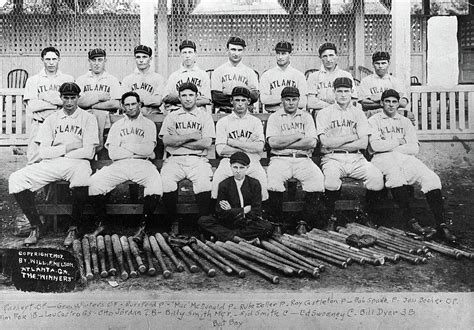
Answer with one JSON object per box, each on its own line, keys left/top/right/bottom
{"left": 365, "top": 189, "right": 382, "bottom": 215}
{"left": 303, "top": 191, "right": 323, "bottom": 222}
{"left": 195, "top": 191, "right": 212, "bottom": 217}
{"left": 324, "top": 189, "right": 341, "bottom": 215}
{"left": 71, "top": 187, "right": 88, "bottom": 227}
{"left": 425, "top": 189, "right": 445, "bottom": 226}
{"left": 266, "top": 191, "right": 283, "bottom": 222}
{"left": 13, "top": 190, "right": 41, "bottom": 227}
{"left": 143, "top": 194, "right": 160, "bottom": 224}
{"left": 390, "top": 186, "right": 413, "bottom": 222}
{"left": 162, "top": 190, "right": 178, "bottom": 218}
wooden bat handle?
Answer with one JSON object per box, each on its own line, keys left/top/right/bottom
{"left": 81, "top": 237, "right": 93, "bottom": 280}
{"left": 142, "top": 236, "right": 156, "bottom": 276}
{"left": 205, "top": 241, "right": 246, "bottom": 278}
{"left": 182, "top": 246, "right": 216, "bottom": 277}
{"left": 111, "top": 234, "right": 128, "bottom": 280}
{"left": 172, "top": 246, "right": 198, "bottom": 273}
{"left": 72, "top": 239, "right": 87, "bottom": 284}
{"left": 104, "top": 235, "right": 117, "bottom": 276}
{"left": 120, "top": 236, "right": 138, "bottom": 278}
{"left": 148, "top": 235, "right": 171, "bottom": 278}
{"left": 155, "top": 233, "right": 184, "bottom": 272}
{"left": 128, "top": 237, "right": 146, "bottom": 274}
{"left": 190, "top": 242, "right": 233, "bottom": 275}
{"left": 88, "top": 236, "right": 100, "bottom": 276}
{"left": 96, "top": 236, "right": 108, "bottom": 278}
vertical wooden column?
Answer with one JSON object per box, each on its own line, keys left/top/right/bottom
{"left": 353, "top": 0, "right": 365, "bottom": 80}
{"left": 392, "top": 0, "right": 411, "bottom": 88}
{"left": 156, "top": 0, "right": 169, "bottom": 77}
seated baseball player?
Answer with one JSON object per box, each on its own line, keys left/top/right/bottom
{"left": 162, "top": 40, "right": 211, "bottom": 112}
{"left": 265, "top": 87, "right": 325, "bottom": 233}
{"left": 260, "top": 41, "right": 308, "bottom": 113}
{"left": 122, "top": 45, "right": 165, "bottom": 115}
{"left": 316, "top": 77, "right": 384, "bottom": 231}
{"left": 87, "top": 91, "right": 163, "bottom": 241}
{"left": 9, "top": 82, "right": 99, "bottom": 246}
{"left": 212, "top": 86, "right": 268, "bottom": 202}
{"left": 368, "top": 89, "right": 456, "bottom": 243}
{"left": 76, "top": 48, "right": 121, "bottom": 151}
{"left": 198, "top": 152, "right": 274, "bottom": 243}
{"left": 159, "top": 82, "right": 215, "bottom": 235}
{"left": 211, "top": 36, "right": 259, "bottom": 112}
{"left": 358, "top": 51, "right": 415, "bottom": 123}
{"left": 307, "top": 42, "right": 357, "bottom": 113}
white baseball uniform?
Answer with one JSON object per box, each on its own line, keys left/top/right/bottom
{"left": 368, "top": 112, "right": 441, "bottom": 193}
{"left": 211, "top": 61, "right": 259, "bottom": 95}
{"left": 159, "top": 107, "right": 215, "bottom": 194}
{"left": 122, "top": 68, "right": 165, "bottom": 115}
{"left": 212, "top": 112, "right": 268, "bottom": 200}
{"left": 266, "top": 109, "right": 324, "bottom": 192}
{"left": 24, "top": 69, "right": 74, "bottom": 164}
{"left": 359, "top": 73, "right": 408, "bottom": 103}
{"left": 316, "top": 102, "right": 383, "bottom": 191}
{"left": 89, "top": 113, "right": 162, "bottom": 197}
{"left": 9, "top": 108, "right": 98, "bottom": 194}
{"left": 164, "top": 65, "right": 211, "bottom": 101}
{"left": 260, "top": 65, "right": 308, "bottom": 112}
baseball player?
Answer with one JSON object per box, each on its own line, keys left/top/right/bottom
{"left": 9, "top": 82, "right": 99, "bottom": 246}
{"left": 316, "top": 77, "right": 384, "bottom": 231}
{"left": 24, "top": 47, "right": 74, "bottom": 164}
{"left": 260, "top": 41, "right": 308, "bottom": 113}
{"left": 368, "top": 89, "right": 456, "bottom": 242}
{"left": 359, "top": 51, "right": 415, "bottom": 123}
{"left": 88, "top": 91, "right": 162, "bottom": 241}
{"left": 162, "top": 40, "right": 211, "bottom": 112}
{"left": 211, "top": 37, "right": 259, "bottom": 112}
{"left": 198, "top": 152, "right": 274, "bottom": 243}
{"left": 76, "top": 48, "right": 121, "bottom": 151}
{"left": 266, "top": 87, "right": 325, "bottom": 233}
{"left": 159, "top": 82, "right": 215, "bottom": 234}
{"left": 212, "top": 86, "right": 268, "bottom": 202}
{"left": 122, "top": 45, "right": 165, "bottom": 115}
{"left": 307, "top": 42, "right": 357, "bottom": 113}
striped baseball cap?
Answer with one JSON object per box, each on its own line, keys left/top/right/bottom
{"left": 59, "top": 82, "right": 81, "bottom": 95}
{"left": 134, "top": 45, "right": 152, "bottom": 57}
{"left": 275, "top": 41, "right": 292, "bottom": 53}
{"left": 88, "top": 48, "right": 106, "bottom": 59}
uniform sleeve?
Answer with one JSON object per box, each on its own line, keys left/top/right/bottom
{"left": 392, "top": 77, "right": 409, "bottom": 100}
{"left": 109, "top": 76, "right": 122, "bottom": 100}
{"left": 37, "top": 116, "right": 67, "bottom": 159}
{"left": 210, "top": 67, "right": 222, "bottom": 91}
{"left": 304, "top": 112, "right": 318, "bottom": 138}
{"left": 297, "top": 72, "right": 308, "bottom": 109}
{"left": 121, "top": 75, "right": 132, "bottom": 93}
{"left": 355, "top": 107, "right": 371, "bottom": 137}
{"left": 252, "top": 117, "right": 264, "bottom": 142}
{"left": 368, "top": 116, "right": 382, "bottom": 140}
{"left": 403, "top": 117, "right": 419, "bottom": 144}
{"left": 215, "top": 117, "right": 228, "bottom": 146}
{"left": 163, "top": 72, "right": 177, "bottom": 97}
{"left": 346, "top": 72, "right": 359, "bottom": 99}
{"left": 75, "top": 75, "right": 86, "bottom": 92}
{"left": 200, "top": 71, "right": 212, "bottom": 99}
{"left": 201, "top": 112, "right": 216, "bottom": 139}
{"left": 306, "top": 72, "right": 318, "bottom": 95}
{"left": 358, "top": 76, "right": 372, "bottom": 100}
{"left": 316, "top": 108, "right": 330, "bottom": 136}
{"left": 153, "top": 74, "right": 165, "bottom": 97}
{"left": 66, "top": 113, "right": 99, "bottom": 159}
{"left": 265, "top": 113, "right": 279, "bottom": 139}
{"left": 259, "top": 71, "right": 274, "bottom": 105}
{"left": 248, "top": 68, "right": 259, "bottom": 91}
{"left": 23, "top": 76, "right": 38, "bottom": 101}
{"left": 158, "top": 112, "right": 173, "bottom": 137}
{"left": 105, "top": 121, "right": 121, "bottom": 147}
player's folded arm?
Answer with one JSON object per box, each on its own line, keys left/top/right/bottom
{"left": 120, "top": 141, "right": 155, "bottom": 156}
{"left": 26, "top": 99, "right": 58, "bottom": 113}
{"left": 107, "top": 144, "right": 135, "bottom": 160}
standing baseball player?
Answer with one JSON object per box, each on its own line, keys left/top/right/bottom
{"left": 212, "top": 86, "right": 268, "bottom": 201}
{"left": 265, "top": 87, "right": 325, "bottom": 233}
{"left": 122, "top": 45, "right": 165, "bottom": 115}
{"left": 159, "top": 82, "right": 215, "bottom": 234}
{"left": 9, "top": 83, "right": 99, "bottom": 246}
{"left": 260, "top": 41, "right": 308, "bottom": 113}
{"left": 358, "top": 51, "right": 414, "bottom": 122}
{"left": 162, "top": 40, "right": 211, "bottom": 112}
{"left": 24, "top": 47, "right": 74, "bottom": 164}
{"left": 211, "top": 37, "right": 259, "bottom": 112}
{"left": 368, "top": 89, "right": 456, "bottom": 242}
{"left": 307, "top": 42, "right": 357, "bottom": 113}
{"left": 76, "top": 48, "right": 121, "bottom": 151}
{"left": 316, "top": 77, "right": 384, "bottom": 231}
{"left": 198, "top": 152, "right": 274, "bottom": 243}
{"left": 88, "top": 91, "right": 162, "bottom": 240}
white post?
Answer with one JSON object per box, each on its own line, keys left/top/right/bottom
{"left": 353, "top": 0, "right": 365, "bottom": 80}
{"left": 391, "top": 0, "right": 411, "bottom": 87}
{"left": 139, "top": 0, "right": 157, "bottom": 68}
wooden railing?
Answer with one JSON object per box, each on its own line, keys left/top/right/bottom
{"left": 1, "top": 86, "right": 473, "bottom": 146}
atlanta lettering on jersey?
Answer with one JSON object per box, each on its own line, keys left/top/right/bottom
{"left": 83, "top": 84, "right": 111, "bottom": 93}
{"left": 317, "top": 81, "right": 332, "bottom": 90}
{"left": 131, "top": 82, "right": 154, "bottom": 94}
{"left": 330, "top": 118, "right": 356, "bottom": 129}
{"left": 37, "top": 83, "right": 62, "bottom": 94}
{"left": 120, "top": 127, "right": 145, "bottom": 137}
{"left": 369, "top": 86, "right": 389, "bottom": 95}
{"left": 54, "top": 124, "right": 83, "bottom": 136}
{"left": 228, "top": 129, "right": 252, "bottom": 139}
{"left": 221, "top": 73, "right": 248, "bottom": 85}
{"left": 379, "top": 125, "right": 404, "bottom": 136}
{"left": 269, "top": 79, "right": 297, "bottom": 92}
{"left": 175, "top": 121, "right": 202, "bottom": 130}
{"left": 175, "top": 77, "right": 202, "bottom": 90}
{"left": 281, "top": 122, "right": 304, "bottom": 132}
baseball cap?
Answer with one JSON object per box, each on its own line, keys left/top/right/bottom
{"left": 281, "top": 87, "right": 300, "bottom": 98}
{"left": 318, "top": 42, "right": 337, "bottom": 56}
{"left": 179, "top": 40, "right": 196, "bottom": 51}
{"left": 230, "top": 151, "right": 250, "bottom": 166}
{"left": 88, "top": 48, "right": 106, "bottom": 59}
{"left": 178, "top": 82, "right": 198, "bottom": 94}
{"left": 333, "top": 77, "right": 353, "bottom": 89}
{"left": 59, "top": 82, "right": 81, "bottom": 96}
{"left": 372, "top": 51, "right": 390, "bottom": 62}
{"left": 134, "top": 45, "right": 152, "bottom": 57}
{"left": 275, "top": 41, "right": 292, "bottom": 53}
{"left": 381, "top": 89, "right": 400, "bottom": 101}
{"left": 227, "top": 36, "right": 246, "bottom": 48}
{"left": 231, "top": 86, "right": 251, "bottom": 99}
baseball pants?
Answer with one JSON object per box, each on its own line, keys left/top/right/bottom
{"left": 26, "top": 120, "right": 42, "bottom": 165}
{"left": 88, "top": 109, "right": 111, "bottom": 150}
{"left": 161, "top": 155, "right": 213, "bottom": 194}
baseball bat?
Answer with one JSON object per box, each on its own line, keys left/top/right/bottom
{"left": 172, "top": 245, "right": 199, "bottom": 273}
{"left": 155, "top": 233, "right": 184, "bottom": 272}
{"left": 120, "top": 236, "right": 138, "bottom": 278}
{"left": 142, "top": 236, "right": 157, "bottom": 276}
{"left": 190, "top": 241, "right": 233, "bottom": 275}
{"left": 205, "top": 241, "right": 247, "bottom": 278}
{"left": 215, "top": 243, "right": 279, "bottom": 284}
{"left": 104, "top": 235, "right": 117, "bottom": 276}
{"left": 148, "top": 235, "right": 171, "bottom": 278}
{"left": 377, "top": 227, "right": 428, "bottom": 252}
{"left": 81, "top": 237, "right": 94, "bottom": 280}
{"left": 87, "top": 236, "right": 100, "bottom": 276}
{"left": 72, "top": 239, "right": 87, "bottom": 284}
{"left": 96, "top": 235, "right": 109, "bottom": 278}
{"left": 182, "top": 245, "right": 216, "bottom": 277}
{"left": 111, "top": 234, "right": 129, "bottom": 280}
{"left": 128, "top": 237, "right": 147, "bottom": 274}
{"left": 267, "top": 238, "right": 325, "bottom": 272}
{"left": 367, "top": 246, "right": 399, "bottom": 263}
{"left": 289, "top": 234, "right": 357, "bottom": 263}
{"left": 282, "top": 234, "right": 351, "bottom": 264}
{"left": 195, "top": 239, "right": 240, "bottom": 275}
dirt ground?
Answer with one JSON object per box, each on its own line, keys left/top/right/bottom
{"left": 0, "top": 147, "right": 473, "bottom": 293}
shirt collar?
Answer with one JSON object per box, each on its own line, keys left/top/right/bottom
{"left": 177, "top": 107, "right": 198, "bottom": 117}
{"left": 123, "top": 112, "right": 144, "bottom": 122}
{"left": 179, "top": 64, "right": 199, "bottom": 72}
{"left": 39, "top": 68, "right": 62, "bottom": 78}
{"left": 278, "top": 108, "right": 302, "bottom": 117}
{"left": 230, "top": 111, "right": 250, "bottom": 119}
{"left": 380, "top": 111, "right": 402, "bottom": 120}
{"left": 86, "top": 70, "right": 109, "bottom": 79}
{"left": 319, "top": 64, "right": 339, "bottom": 73}
{"left": 134, "top": 67, "right": 154, "bottom": 75}
{"left": 59, "top": 108, "right": 81, "bottom": 119}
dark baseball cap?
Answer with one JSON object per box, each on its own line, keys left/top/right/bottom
{"left": 333, "top": 77, "right": 353, "bottom": 89}
{"left": 372, "top": 51, "right": 390, "bottom": 62}
{"left": 230, "top": 151, "right": 250, "bottom": 166}
{"left": 381, "top": 89, "right": 400, "bottom": 101}
{"left": 227, "top": 36, "right": 246, "bottom": 48}
{"left": 178, "top": 82, "right": 198, "bottom": 94}
{"left": 281, "top": 87, "right": 300, "bottom": 98}
{"left": 318, "top": 42, "right": 337, "bottom": 56}
{"left": 134, "top": 45, "right": 152, "bottom": 57}
{"left": 179, "top": 40, "right": 196, "bottom": 51}
{"left": 88, "top": 48, "right": 106, "bottom": 59}
{"left": 231, "top": 86, "right": 251, "bottom": 99}
{"left": 275, "top": 41, "right": 292, "bottom": 53}
{"left": 59, "top": 82, "right": 81, "bottom": 96}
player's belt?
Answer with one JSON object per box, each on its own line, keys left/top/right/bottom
{"left": 271, "top": 153, "right": 309, "bottom": 158}
{"left": 167, "top": 153, "right": 204, "bottom": 157}
{"left": 32, "top": 118, "right": 44, "bottom": 123}
{"left": 329, "top": 150, "right": 360, "bottom": 154}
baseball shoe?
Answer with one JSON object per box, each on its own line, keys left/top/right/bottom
{"left": 64, "top": 226, "right": 78, "bottom": 247}
{"left": 86, "top": 221, "right": 105, "bottom": 238}
{"left": 296, "top": 221, "right": 308, "bottom": 235}
{"left": 273, "top": 223, "right": 283, "bottom": 236}
{"left": 437, "top": 223, "right": 457, "bottom": 244}
{"left": 169, "top": 221, "right": 179, "bottom": 236}
{"left": 132, "top": 222, "right": 146, "bottom": 244}
{"left": 24, "top": 226, "right": 40, "bottom": 246}
{"left": 355, "top": 210, "right": 377, "bottom": 228}
{"left": 407, "top": 219, "right": 436, "bottom": 239}
{"left": 325, "top": 215, "right": 337, "bottom": 232}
